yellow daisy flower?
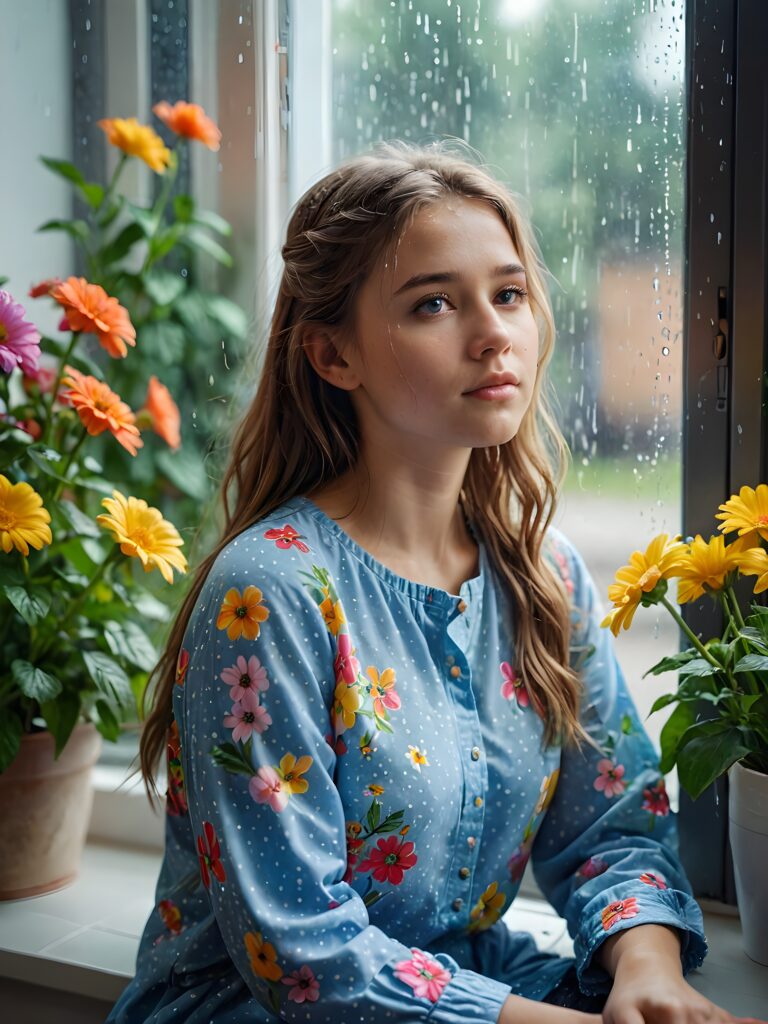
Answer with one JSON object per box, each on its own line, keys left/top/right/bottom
{"left": 277, "top": 753, "right": 313, "bottom": 795}
{"left": 716, "top": 484, "right": 768, "bottom": 546}
{"left": 468, "top": 881, "right": 507, "bottom": 932}
{"left": 535, "top": 769, "right": 560, "bottom": 815}
{"left": 215, "top": 585, "right": 270, "bottom": 641}
{"left": 675, "top": 533, "right": 742, "bottom": 603}
{"left": 736, "top": 546, "right": 768, "bottom": 594}
{"left": 0, "top": 475, "right": 52, "bottom": 556}
{"left": 319, "top": 594, "right": 346, "bottom": 636}
{"left": 98, "top": 117, "right": 172, "bottom": 173}
{"left": 96, "top": 489, "right": 187, "bottom": 584}
{"left": 600, "top": 533, "right": 687, "bottom": 636}
{"left": 333, "top": 680, "right": 360, "bottom": 733}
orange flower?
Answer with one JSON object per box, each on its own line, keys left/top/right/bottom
{"left": 98, "top": 117, "right": 172, "bottom": 173}
{"left": 244, "top": 931, "right": 282, "bottom": 982}
{"left": 28, "top": 277, "right": 62, "bottom": 298}
{"left": 216, "top": 585, "right": 270, "bottom": 641}
{"left": 153, "top": 100, "right": 221, "bottom": 151}
{"left": 51, "top": 277, "right": 136, "bottom": 359}
{"left": 139, "top": 375, "right": 181, "bottom": 449}
{"left": 61, "top": 366, "right": 143, "bottom": 455}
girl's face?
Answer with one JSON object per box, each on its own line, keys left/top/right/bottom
{"left": 343, "top": 196, "right": 540, "bottom": 457}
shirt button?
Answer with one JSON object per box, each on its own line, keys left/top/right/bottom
{"left": 457, "top": 599, "right": 467, "bottom": 613}
{"left": 452, "top": 898, "right": 463, "bottom": 911}
{"left": 467, "top": 836, "right": 476, "bottom": 848}
{"left": 450, "top": 665, "right": 461, "bottom": 678}
{"left": 470, "top": 746, "right": 480, "bottom": 761}
{"left": 474, "top": 796, "right": 483, "bottom": 807}
{"left": 458, "top": 866, "right": 470, "bottom": 879}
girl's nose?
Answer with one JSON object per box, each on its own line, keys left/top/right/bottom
{"left": 467, "top": 302, "right": 511, "bottom": 356}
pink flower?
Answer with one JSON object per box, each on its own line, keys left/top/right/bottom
{"left": 576, "top": 856, "right": 608, "bottom": 882}
{"left": 642, "top": 779, "right": 670, "bottom": 816}
{"left": 507, "top": 840, "right": 533, "bottom": 883}
{"left": 264, "top": 524, "right": 310, "bottom": 553}
{"left": 0, "top": 290, "right": 41, "bottom": 376}
{"left": 281, "top": 964, "right": 319, "bottom": 1003}
{"left": 249, "top": 765, "right": 289, "bottom": 812}
{"left": 334, "top": 632, "right": 360, "bottom": 685}
{"left": 601, "top": 896, "right": 639, "bottom": 931}
{"left": 224, "top": 689, "right": 272, "bottom": 741}
{"left": 358, "top": 835, "right": 417, "bottom": 885}
{"left": 639, "top": 871, "right": 667, "bottom": 890}
{"left": 220, "top": 654, "right": 269, "bottom": 700}
{"left": 500, "top": 661, "right": 528, "bottom": 706}
{"left": 394, "top": 949, "right": 452, "bottom": 1003}
{"left": 593, "top": 758, "right": 626, "bottom": 798}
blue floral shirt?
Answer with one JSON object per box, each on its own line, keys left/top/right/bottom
{"left": 108, "top": 495, "right": 707, "bottom": 1023}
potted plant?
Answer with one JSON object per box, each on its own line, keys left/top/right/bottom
{"left": 0, "top": 101, "right": 244, "bottom": 899}
{"left": 601, "top": 487, "right": 768, "bottom": 964}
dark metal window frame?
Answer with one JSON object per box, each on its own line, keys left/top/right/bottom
{"left": 682, "top": 0, "right": 768, "bottom": 901}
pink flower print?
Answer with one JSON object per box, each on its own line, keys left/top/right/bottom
{"left": 500, "top": 662, "right": 528, "bottom": 707}
{"left": 224, "top": 689, "right": 272, "bottom": 741}
{"left": 334, "top": 632, "right": 360, "bottom": 685}
{"left": 576, "top": 856, "right": 608, "bottom": 882}
{"left": 263, "top": 524, "right": 310, "bottom": 553}
{"left": 249, "top": 765, "right": 289, "bottom": 812}
{"left": 507, "top": 839, "right": 533, "bottom": 883}
{"left": 593, "top": 758, "right": 626, "bottom": 799}
{"left": 639, "top": 871, "right": 667, "bottom": 890}
{"left": 642, "top": 779, "right": 670, "bottom": 816}
{"left": 220, "top": 654, "right": 269, "bottom": 701}
{"left": 281, "top": 964, "right": 319, "bottom": 1003}
{"left": 394, "top": 949, "right": 452, "bottom": 1003}
{"left": 358, "top": 835, "right": 417, "bottom": 885}
{"left": 601, "top": 896, "right": 639, "bottom": 931}
{"left": 552, "top": 547, "right": 575, "bottom": 596}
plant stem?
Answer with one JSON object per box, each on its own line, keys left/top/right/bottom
{"left": 660, "top": 597, "right": 722, "bottom": 669}
{"left": 51, "top": 426, "right": 88, "bottom": 503}
{"left": 140, "top": 152, "right": 178, "bottom": 275}
{"left": 726, "top": 584, "right": 747, "bottom": 630}
{"left": 33, "top": 549, "right": 118, "bottom": 662}
{"left": 101, "top": 153, "right": 128, "bottom": 216}
{"left": 41, "top": 332, "right": 80, "bottom": 445}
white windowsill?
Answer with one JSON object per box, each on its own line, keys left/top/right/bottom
{"left": 0, "top": 842, "right": 766, "bottom": 1017}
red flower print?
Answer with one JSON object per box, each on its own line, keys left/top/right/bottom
{"left": 281, "top": 964, "right": 319, "bottom": 1003}
{"left": 639, "top": 871, "right": 667, "bottom": 890}
{"left": 593, "top": 758, "right": 627, "bottom": 799}
{"left": 325, "top": 732, "right": 348, "bottom": 756}
{"left": 601, "top": 896, "right": 639, "bottom": 931}
{"left": 576, "top": 856, "right": 608, "bottom": 882}
{"left": 642, "top": 779, "right": 670, "bottom": 816}
{"left": 500, "top": 661, "right": 529, "bottom": 707}
{"left": 158, "top": 898, "right": 183, "bottom": 935}
{"left": 166, "top": 720, "right": 187, "bottom": 816}
{"left": 175, "top": 648, "right": 189, "bottom": 687}
{"left": 394, "top": 949, "right": 452, "bottom": 1003}
{"left": 358, "top": 835, "right": 417, "bottom": 885}
{"left": 334, "top": 632, "right": 360, "bottom": 685}
{"left": 507, "top": 839, "right": 533, "bottom": 883}
{"left": 197, "top": 821, "right": 226, "bottom": 888}
{"left": 263, "top": 524, "right": 310, "bottom": 553}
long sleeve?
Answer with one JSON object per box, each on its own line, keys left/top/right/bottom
{"left": 531, "top": 533, "right": 708, "bottom": 997}
{"left": 175, "top": 536, "right": 512, "bottom": 1023}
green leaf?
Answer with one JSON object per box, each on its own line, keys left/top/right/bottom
{"left": 93, "top": 699, "right": 121, "bottom": 742}
{"left": 82, "top": 650, "right": 134, "bottom": 708}
{"left": 156, "top": 447, "right": 211, "bottom": 501}
{"left": 677, "top": 729, "right": 752, "bottom": 800}
{"left": 678, "top": 658, "right": 719, "bottom": 678}
{"left": 193, "top": 208, "right": 232, "bottom": 237}
{"left": 173, "top": 193, "right": 195, "bottom": 222}
{"left": 210, "top": 742, "right": 254, "bottom": 776}
{"left": 80, "top": 182, "right": 105, "bottom": 209}
{"left": 377, "top": 809, "right": 405, "bottom": 834}
{"left": 366, "top": 799, "right": 381, "bottom": 832}
{"left": 104, "top": 620, "right": 159, "bottom": 673}
{"left": 131, "top": 589, "right": 173, "bottom": 622}
{"left": 99, "top": 222, "right": 145, "bottom": 265}
{"left": 649, "top": 692, "right": 679, "bottom": 715}
{"left": 58, "top": 498, "right": 101, "bottom": 538}
{"left": 122, "top": 200, "right": 157, "bottom": 237}
{"left": 144, "top": 269, "right": 186, "bottom": 308}
{"left": 620, "top": 713, "right": 633, "bottom": 734}
{"left": 26, "top": 445, "right": 65, "bottom": 479}
{"left": 734, "top": 653, "right": 768, "bottom": 673}
{"left": 3, "top": 585, "right": 51, "bottom": 626}
{"left": 138, "top": 320, "right": 186, "bottom": 366}
{"left": 148, "top": 225, "right": 183, "bottom": 263}
{"left": 40, "top": 156, "right": 86, "bottom": 187}
{"left": 658, "top": 700, "right": 698, "bottom": 773}
{"left": 0, "top": 432, "right": 33, "bottom": 470}
{"left": 642, "top": 649, "right": 698, "bottom": 677}
{"left": 183, "top": 226, "right": 233, "bottom": 267}
{"left": 0, "top": 711, "right": 23, "bottom": 774}
{"left": 202, "top": 294, "right": 249, "bottom": 338}
{"left": 37, "top": 219, "right": 90, "bottom": 242}
{"left": 738, "top": 626, "right": 768, "bottom": 651}
{"left": 11, "top": 660, "right": 63, "bottom": 702}
{"left": 40, "top": 693, "right": 80, "bottom": 757}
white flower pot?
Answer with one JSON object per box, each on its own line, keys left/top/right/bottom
{"left": 728, "top": 759, "right": 768, "bottom": 965}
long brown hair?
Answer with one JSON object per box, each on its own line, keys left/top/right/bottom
{"left": 140, "top": 140, "right": 586, "bottom": 799}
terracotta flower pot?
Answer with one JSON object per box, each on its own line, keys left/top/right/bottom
{"left": 0, "top": 722, "right": 102, "bottom": 900}
{"left": 728, "top": 759, "right": 768, "bottom": 965}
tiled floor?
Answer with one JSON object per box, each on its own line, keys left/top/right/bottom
{"left": 0, "top": 842, "right": 766, "bottom": 1018}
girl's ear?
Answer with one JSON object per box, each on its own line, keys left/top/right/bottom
{"left": 301, "top": 325, "right": 360, "bottom": 392}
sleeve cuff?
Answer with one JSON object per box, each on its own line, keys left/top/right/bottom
{"left": 574, "top": 883, "right": 708, "bottom": 996}
{"left": 427, "top": 965, "right": 512, "bottom": 1023}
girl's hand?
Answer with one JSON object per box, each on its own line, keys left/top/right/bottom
{"left": 603, "top": 956, "right": 767, "bottom": 1024}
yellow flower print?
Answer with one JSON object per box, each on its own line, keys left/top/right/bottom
{"left": 244, "top": 930, "right": 283, "bottom": 982}
{"left": 534, "top": 769, "right": 560, "bottom": 816}
{"left": 406, "top": 744, "right": 429, "bottom": 771}
{"left": 319, "top": 594, "right": 346, "bottom": 637}
{"left": 216, "top": 585, "right": 269, "bottom": 641}
{"left": 333, "top": 680, "right": 360, "bottom": 733}
{"left": 468, "top": 881, "right": 507, "bottom": 932}
{"left": 277, "top": 753, "right": 313, "bottom": 795}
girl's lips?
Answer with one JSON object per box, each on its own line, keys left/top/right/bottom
{"left": 464, "top": 383, "right": 519, "bottom": 400}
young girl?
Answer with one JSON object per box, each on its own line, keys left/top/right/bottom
{"left": 108, "top": 142, "right": 754, "bottom": 1024}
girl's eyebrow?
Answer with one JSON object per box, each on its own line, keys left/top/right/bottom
{"left": 392, "top": 262, "right": 527, "bottom": 296}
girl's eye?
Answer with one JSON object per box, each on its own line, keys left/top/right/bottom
{"left": 497, "top": 286, "right": 528, "bottom": 305}
{"left": 414, "top": 293, "right": 451, "bottom": 316}
{"left": 413, "top": 285, "right": 528, "bottom": 317}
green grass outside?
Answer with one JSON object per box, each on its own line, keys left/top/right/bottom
{"left": 562, "top": 454, "right": 682, "bottom": 504}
